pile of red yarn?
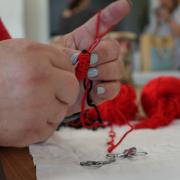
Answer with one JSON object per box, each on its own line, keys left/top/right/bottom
{"left": 135, "top": 76, "right": 180, "bottom": 129}
{"left": 85, "top": 76, "right": 180, "bottom": 129}
{"left": 85, "top": 84, "right": 138, "bottom": 126}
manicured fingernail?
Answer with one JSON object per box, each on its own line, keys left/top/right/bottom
{"left": 97, "top": 87, "right": 106, "bottom": 95}
{"left": 88, "top": 68, "right": 98, "bottom": 78}
{"left": 127, "top": 0, "right": 133, "bottom": 7}
{"left": 71, "top": 52, "right": 80, "bottom": 65}
{"left": 90, "top": 53, "right": 98, "bottom": 65}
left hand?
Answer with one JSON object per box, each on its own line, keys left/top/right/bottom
{"left": 53, "top": 0, "right": 131, "bottom": 115}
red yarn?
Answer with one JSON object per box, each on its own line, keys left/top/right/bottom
{"left": 75, "top": 51, "right": 91, "bottom": 81}
{"left": 85, "top": 84, "right": 137, "bottom": 153}
{"left": 85, "top": 84, "right": 138, "bottom": 126}
{"left": 135, "top": 77, "right": 180, "bottom": 129}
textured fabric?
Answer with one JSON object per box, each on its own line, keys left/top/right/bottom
{"left": 30, "top": 120, "right": 180, "bottom": 180}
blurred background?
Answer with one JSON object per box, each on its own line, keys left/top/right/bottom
{"left": 0, "top": 0, "right": 179, "bottom": 87}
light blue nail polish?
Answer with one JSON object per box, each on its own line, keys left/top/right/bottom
{"left": 71, "top": 52, "right": 80, "bottom": 65}
{"left": 90, "top": 53, "right": 98, "bottom": 65}
{"left": 88, "top": 68, "right": 98, "bottom": 78}
{"left": 97, "top": 87, "right": 105, "bottom": 95}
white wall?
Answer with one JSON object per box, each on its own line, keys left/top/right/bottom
{"left": 0, "top": 0, "right": 25, "bottom": 38}
{"left": 25, "top": 0, "right": 49, "bottom": 43}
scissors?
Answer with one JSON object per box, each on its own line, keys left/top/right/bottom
{"left": 80, "top": 147, "right": 148, "bottom": 168}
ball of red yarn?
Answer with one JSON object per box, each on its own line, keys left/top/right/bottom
{"left": 86, "top": 84, "right": 138, "bottom": 126}
{"left": 135, "top": 76, "right": 180, "bottom": 129}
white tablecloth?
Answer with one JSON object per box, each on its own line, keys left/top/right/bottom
{"left": 30, "top": 120, "right": 180, "bottom": 180}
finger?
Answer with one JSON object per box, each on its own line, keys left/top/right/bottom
{"left": 89, "top": 39, "right": 120, "bottom": 67}
{"left": 46, "top": 99, "right": 68, "bottom": 128}
{"left": 69, "top": 0, "right": 132, "bottom": 50}
{"left": 87, "top": 60, "right": 123, "bottom": 81}
{"left": 51, "top": 41, "right": 82, "bottom": 66}
{"left": 46, "top": 44, "right": 74, "bottom": 72}
{"left": 52, "top": 68, "right": 79, "bottom": 105}
{"left": 92, "top": 81, "right": 121, "bottom": 104}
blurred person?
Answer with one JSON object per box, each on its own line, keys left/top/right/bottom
{"left": 155, "top": 0, "right": 180, "bottom": 69}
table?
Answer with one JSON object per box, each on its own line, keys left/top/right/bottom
{"left": 0, "top": 147, "right": 36, "bottom": 180}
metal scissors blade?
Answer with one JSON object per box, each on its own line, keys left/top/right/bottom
{"left": 106, "top": 147, "right": 148, "bottom": 159}
{"left": 80, "top": 158, "right": 115, "bottom": 168}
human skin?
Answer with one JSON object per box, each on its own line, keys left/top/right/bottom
{"left": 0, "top": 0, "right": 131, "bottom": 147}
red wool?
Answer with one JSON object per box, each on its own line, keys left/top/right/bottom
{"left": 86, "top": 84, "right": 138, "bottom": 126}
{"left": 75, "top": 51, "right": 91, "bottom": 81}
{"left": 135, "top": 77, "right": 180, "bottom": 129}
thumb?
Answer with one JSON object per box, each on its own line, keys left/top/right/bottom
{"left": 66, "top": 0, "right": 132, "bottom": 50}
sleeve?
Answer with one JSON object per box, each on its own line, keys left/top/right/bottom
{"left": 0, "top": 18, "right": 11, "bottom": 41}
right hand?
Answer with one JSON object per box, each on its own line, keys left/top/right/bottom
{"left": 0, "top": 39, "right": 79, "bottom": 147}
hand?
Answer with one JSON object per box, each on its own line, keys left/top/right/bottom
{"left": 0, "top": 39, "right": 79, "bottom": 147}
{"left": 53, "top": 0, "right": 131, "bottom": 115}
{"left": 0, "top": 0, "right": 131, "bottom": 147}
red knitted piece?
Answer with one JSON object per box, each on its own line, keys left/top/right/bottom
{"left": 75, "top": 51, "right": 91, "bottom": 81}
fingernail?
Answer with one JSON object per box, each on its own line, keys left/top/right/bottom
{"left": 71, "top": 52, "right": 80, "bottom": 65}
{"left": 97, "top": 87, "right": 106, "bottom": 95}
{"left": 88, "top": 68, "right": 98, "bottom": 78}
{"left": 90, "top": 53, "right": 98, "bottom": 65}
{"left": 126, "top": 0, "right": 133, "bottom": 8}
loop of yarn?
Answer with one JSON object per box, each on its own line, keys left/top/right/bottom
{"left": 75, "top": 50, "right": 91, "bottom": 81}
